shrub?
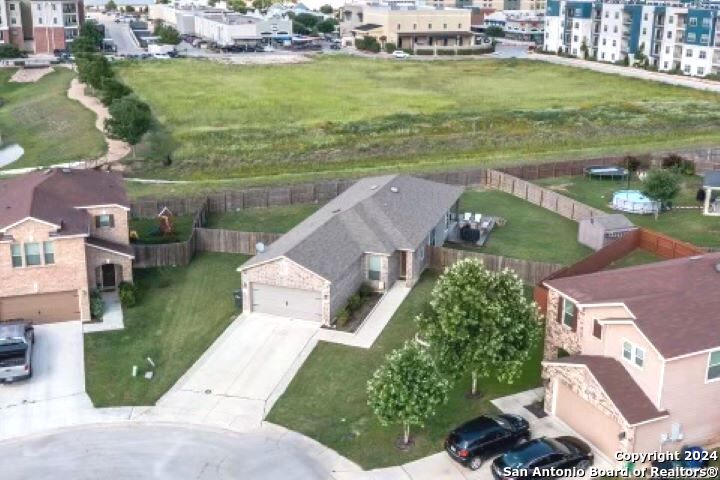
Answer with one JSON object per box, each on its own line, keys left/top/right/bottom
{"left": 99, "top": 76, "right": 132, "bottom": 106}
{"left": 436, "top": 49, "right": 456, "bottom": 56}
{"left": 356, "top": 36, "right": 380, "bottom": 53}
{"left": 661, "top": 154, "right": 694, "bottom": 174}
{"left": 118, "top": 281, "right": 138, "bottom": 308}
{"left": 623, "top": 155, "right": 649, "bottom": 172}
{"left": 347, "top": 293, "right": 363, "bottom": 312}
{"left": 90, "top": 290, "right": 104, "bottom": 319}
{"left": 415, "top": 49, "right": 434, "bottom": 56}
{"left": 384, "top": 42, "right": 396, "bottom": 54}
{"left": 336, "top": 308, "right": 350, "bottom": 327}
{"left": 359, "top": 283, "right": 374, "bottom": 297}
{"left": 0, "top": 44, "right": 21, "bottom": 59}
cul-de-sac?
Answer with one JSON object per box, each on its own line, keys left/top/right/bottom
{"left": 0, "top": 0, "right": 719, "bottom": 478}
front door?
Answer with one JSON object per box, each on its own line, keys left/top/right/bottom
{"left": 101, "top": 264, "right": 117, "bottom": 290}
{"left": 399, "top": 251, "right": 408, "bottom": 279}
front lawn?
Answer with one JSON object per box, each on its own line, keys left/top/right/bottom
{"left": 84, "top": 252, "right": 247, "bottom": 406}
{"left": 129, "top": 215, "right": 196, "bottom": 244}
{"left": 267, "top": 272, "right": 543, "bottom": 469}
{"left": 534, "top": 175, "right": 720, "bottom": 247}
{"left": 456, "top": 190, "right": 593, "bottom": 264}
{"left": 0, "top": 68, "right": 105, "bottom": 170}
{"left": 116, "top": 57, "right": 720, "bottom": 181}
{"left": 205, "top": 204, "right": 320, "bottom": 232}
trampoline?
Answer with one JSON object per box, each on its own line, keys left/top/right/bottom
{"left": 583, "top": 166, "right": 629, "bottom": 180}
{"left": 612, "top": 190, "right": 659, "bottom": 215}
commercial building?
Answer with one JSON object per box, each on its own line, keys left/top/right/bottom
{"left": 482, "top": 9, "right": 544, "bottom": 41}
{"left": 543, "top": 0, "right": 720, "bottom": 77}
{"left": 148, "top": 3, "right": 292, "bottom": 46}
{"left": 348, "top": 1, "right": 475, "bottom": 49}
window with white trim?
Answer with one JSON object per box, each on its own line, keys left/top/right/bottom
{"left": 708, "top": 350, "right": 720, "bottom": 381}
{"left": 622, "top": 340, "right": 645, "bottom": 368}
{"left": 562, "top": 298, "right": 576, "bottom": 330}
{"left": 10, "top": 243, "right": 22, "bottom": 268}
{"left": 24, "top": 242, "right": 41, "bottom": 266}
{"left": 368, "top": 255, "right": 381, "bottom": 281}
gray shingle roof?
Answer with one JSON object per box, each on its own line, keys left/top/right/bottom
{"left": 703, "top": 171, "right": 720, "bottom": 188}
{"left": 588, "top": 214, "right": 635, "bottom": 230}
{"left": 240, "top": 175, "right": 464, "bottom": 282}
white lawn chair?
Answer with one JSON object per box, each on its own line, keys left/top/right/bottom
{"left": 464, "top": 212, "right": 473, "bottom": 221}
{"left": 474, "top": 213, "right": 482, "bottom": 223}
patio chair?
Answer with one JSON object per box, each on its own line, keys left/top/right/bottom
{"left": 474, "top": 213, "right": 482, "bottom": 223}
{"left": 464, "top": 212, "right": 473, "bottom": 221}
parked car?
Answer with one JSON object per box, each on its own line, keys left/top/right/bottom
{"left": 445, "top": 414, "right": 530, "bottom": 470}
{"left": 393, "top": 50, "right": 410, "bottom": 59}
{"left": 263, "top": 45, "right": 275, "bottom": 52}
{"left": 329, "top": 43, "right": 341, "bottom": 50}
{"left": 0, "top": 321, "right": 34, "bottom": 383}
{"left": 152, "top": 53, "right": 171, "bottom": 60}
{"left": 492, "top": 437, "right": 593, "bottom": 480}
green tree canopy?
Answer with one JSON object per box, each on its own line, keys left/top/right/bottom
{"left": 485, "top": 26, "right": 504, "bottom": 38}
{"left": 105, "top": 0, "right": 117, "bottom": 10}
{"left": 642, "top": 168, "right": 681, "bottom": 209}
{"left": 105, "top": 96, "right": 153, "bottom": 152}
{"left": 227, "top": 0, "right": 246, "bottom": 12}
{"left": 319, "top": 4, "right": 333, "bottom": 14}
{"left": 317, "top": 19, "right": 337, "bottom": 34}
{"left": 294, "top": 12, "right": 319, "bottom": 29}
{"left": 367, "top": 341, "right": 449, "bottom": 446}
{"left": 416, "top": 259, "right": 541, "bottom": 395}
{"left": 76, "top": 55, "right": 113, "bottom": 89}
{"left": 251, "top": 0, "right": 271, "bottom": 11}
{"left": 99, "top": 77, "right": 132, "bottom": 107}
{"left": 80, "top": 22, "right": 105, "bottom": 48}
{"left": 154, "top": 24, "right": 181, "bottom": 45}
{"left": 0, "top": 44, "right": 21, "bottom": 59}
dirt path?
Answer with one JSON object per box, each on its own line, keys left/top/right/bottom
{"left": 67, "top": 78, "right": 131, "bottom": 168}
{"left": 10, "top": 67, "right": 55, "bottom": 83}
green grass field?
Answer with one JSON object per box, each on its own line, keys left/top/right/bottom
{"left": 535, "top": 175, "right": 720, "bottom": 247}
{"left": 0, "top": 69, "right": 105, "bottom": 170}
{"left": 129, "top": 215, "right": 195, "bottom": 244}
{"left": 458, "top": 190, "right": 592, "bottom": 264}
{"left": 267, "top": 272, "right": 543, "bottom": 469}
{"left": 116, "top": 57, "right": 720, "bottom": 181}
{"left": 84, "top": 253, "right": 246, "bottom": 406}
{"left": 206, "top": 204, "right": 321, "bottom": 232}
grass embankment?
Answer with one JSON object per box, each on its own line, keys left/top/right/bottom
{"left": 0, "top": 69, "right": 105, "bottom": 169}
{"left": 84, "top": 253, "right": 246, "bottom": 406}
{"left": 268, "top": 273, "right": 543, "bottom": 469}
{"left": 535, "top": 175, "right": 720, "bottom": 247}
{"left": 116, "top": 57, "right": 720, "bottom": 181}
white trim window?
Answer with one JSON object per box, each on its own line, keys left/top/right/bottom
{"left": 707, "top": 350, "right": 720, "bottom": 382}
{"left": 622, "top": 340, "right": 645, "bottom": 368}
{"left": 368, "top": 255, "right": 381, "bottom": 281}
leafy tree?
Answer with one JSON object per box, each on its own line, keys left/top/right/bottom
{"left": 293, "top": 21, "right": 312, "bottom": 35}
{"left": 105, "top": 0, "right": 117, "bottom": 11}
{"left": 99, "top": 76, "right": 132, "bottom": 106}
{"left": 316, "top": 19, "right": 337, "bottom": 34}
{"left": 72, "top": 35, "right": 100, "bottom": 55}
{"left": 416, "top": 259, "right": 541, "bottom": 396}
{"left": 80, "top": 22, "right": 105, "bottom": 48}
{"left": 125, "top": 5, "right": 135, "bottom": 12}
{"left": 580, "top": 39, "right": 589, "bottom": 59}
{"left": 295, "top": 12, "right": 319, "bottom": 29}
{"left": 642, "top": 168, "right": 681, "bottom": 212}
{"left": 485, "top": 25, "right": 504, "bottom": 38}
{"left": 77, "top": 55, "right": 113, "bottom": 89}
{"left": 319, "top": 4, "right": 333, "bottom": 14}
{"left": 367, "top": 342, "right": 449, "bottom": 446}
{"left": 227, "top": 0, "right": 247, "bottom": 12}
{"left": 105, "top": 96, "right": 153, "bottom": 155}
{"left": 384, "top": 42, "right": 397, "bottom": 54}
{"left": 154, "top": 24, "right": 181, "bottom": 45}
{"left": 251, "top": 0, "right": 271, "bottom": 11}
{"left": 356, "top": 36, "right": 380, "bottom": 53}
{"left": 0, "top": 44, "right": 21, "bottom": 59}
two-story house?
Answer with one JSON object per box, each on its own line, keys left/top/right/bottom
{"left": 541, "top": 254, "right": 720, "bottom": 461}
{"left": 0, "top": 169, "right": 133, "bottom": 323}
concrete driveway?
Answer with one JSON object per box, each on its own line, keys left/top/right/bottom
{"left": 0, "top": 321, "right": 86, "bottom": 410}
{"left": 141, "top": 313, "right": 320, "bottom": 431}
{"left": 0, "top": 423, "right": 338, "bottom": 480}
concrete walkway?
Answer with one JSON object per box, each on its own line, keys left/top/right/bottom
{"left": 529, "top": 53, "right": 720, "bottom": 93}
{"left": 83, "top": 292, "right": 124, "bottom": 333}
{"left": 319, "top": 283, "right": 411, "bottom": 349}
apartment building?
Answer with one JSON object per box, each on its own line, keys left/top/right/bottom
{"left": 0, "top": 0, "right": 25, "bottom": 48}
{"left": 543, "top": 0, "right": 720, "bottom": 77}
{"left": 31, "top": 0, "right": 84, "bottom": 54}
{"left": 352, "top": 2, "right": 475, "bottom": 49}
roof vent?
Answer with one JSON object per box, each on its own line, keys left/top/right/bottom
{"left": 390, "top": 186, "right": 399, "bottom": 193}
{"left": 689, "top": 255, "right": 703, "bottom": 260}
{"left": 370, "top": 185, "right": 377, "bottom": 190}
{"left": 332, "top": 208, "right": 341, "bottom": 214}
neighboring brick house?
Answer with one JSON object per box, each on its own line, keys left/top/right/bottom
{"left": 541, "top": 254, "right": 720, "bottom": 462}
{"left": 239, "top": 175, "right": 463, "bottom": 325}
{"left": 0, "top": 169, "right": 133, "bottom": 323}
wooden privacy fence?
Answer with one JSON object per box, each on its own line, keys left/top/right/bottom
{"left": 196, "top": 229, "right": 282, "bottom": 255}
{"left": 485, "top": 169, "right": 605, "bottom": 222}
{"left": 428, "top": 246, "right": 565, "bottom": 286}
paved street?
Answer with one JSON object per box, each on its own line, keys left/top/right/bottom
{"left": 0, "top": 423, "right": 335, "bottom": 480}
{"left": 90, "top": 13, "right": 144, "bottom": 55}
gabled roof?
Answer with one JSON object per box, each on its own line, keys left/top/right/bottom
{"left": 0, "top": 169, "right": 129, "bottom": 237}
{"left": 240, "top": 175, "right": 463, "bottom": 282}
{"left": 546, "top": 253, "right": 720, "bottom": 358}
{"left": 546, "top": 355, "right": 668, "bottom": 426}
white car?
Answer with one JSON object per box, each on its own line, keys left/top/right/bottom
{"left": 392, "top": 50, "right": 410, "bottom": 59}
{"left": 263, "top": 45, "right": 275, "bottom": 52}
{"left": 152, "top": 53, "right": 171, "bottom": 60}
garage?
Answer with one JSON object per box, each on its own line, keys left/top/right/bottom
{"left": 0, "top": 291, "right": 80, "bottom": 324}
{"left": 555, "top": 381, "right": 622, "bottom": 459}
{"left": 251, "top": 284, "right": 322, "bottom": 322}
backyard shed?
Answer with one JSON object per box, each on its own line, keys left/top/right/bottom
{"left": 578, "top": 214, "right": 636, "bottom": 251}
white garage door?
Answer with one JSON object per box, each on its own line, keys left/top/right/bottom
{"left": 251, "top": 284, "right": 322, "bottom": 322}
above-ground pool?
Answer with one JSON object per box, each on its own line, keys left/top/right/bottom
{"left": 612, "top": 190, "right": 659, "bottom": 214}
{"left": 584, "top": 166, "right": 629, "bottom": 179}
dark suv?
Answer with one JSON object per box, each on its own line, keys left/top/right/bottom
{"left": 445, "top": 414, "right": 530, "bottom": 470}
{"left": 492, "top": 436, "right": 593, "bottom": 480}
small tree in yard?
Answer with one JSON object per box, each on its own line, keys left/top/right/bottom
{"left": 105, "top": 0, "right": 117, "bottom": 11}
{"left": 105, "top": 96, "right": 152, "bottom": 156}
{"left": 99, "top": 76, "right": 132, "bottom": 106}
{"left": 367, "top": 341, "right": 449, "bottom": 448}
{"left": 155, "top": 24, "right": 181, "bottom": 45}
{"left": 76, "top": 55, "right": 113, "bottom": 89}
{"left": 417, "top": 259, "right": 541, "bottom": 397}
{"left": 0, "top": 44, "right": 21, "bottom": 59}
{"left": 319, "top": 4, "right": 333, "bottom": 14}
{"left": 642, "top": 168, "right": 681, "bottom": 214}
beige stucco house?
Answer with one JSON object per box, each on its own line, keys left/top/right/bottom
{"left": 239, "top": 175, "right": 463, "bottom": 325}
{"left": 0, "top": 169, "right": 134, "bottom": 323}
{"left": 542, "top": 254, "right": 720, "bottom": 462}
